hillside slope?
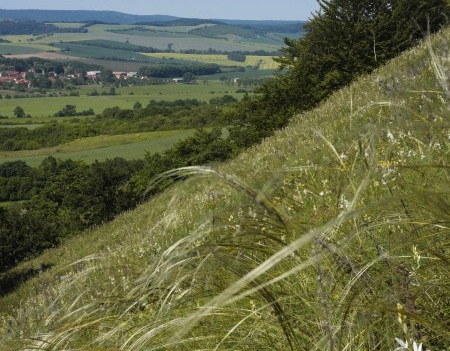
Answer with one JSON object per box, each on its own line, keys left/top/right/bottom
{"left": 0, "top": 28, "right": 448, "bottom": 350}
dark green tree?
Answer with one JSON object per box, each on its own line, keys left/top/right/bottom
{"left": 100, "top": 67, "right": 114, "bottom": 84}
{"left": 272, "top": 0, "right": 450, "bottom": 111}
{"left": 54, "top": 104, "right": 77, "bottom": 117}
{"left": 183, "top": 72, "right": 196, "bottom": 83}
{"left": 13, "top": 106, "right": 25, "bottom": 118}
{"left": 133, "top": 101, "right": 142, "bottom": 111}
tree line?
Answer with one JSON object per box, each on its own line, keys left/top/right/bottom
{"left": 138, "top": 63, "right": 220, "bottom": 78}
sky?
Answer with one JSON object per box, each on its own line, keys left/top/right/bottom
{"left": 0, "top": 0, "right": 320, "bottom": 21}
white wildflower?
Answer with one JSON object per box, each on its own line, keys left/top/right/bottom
{"left": 387, "top": 130, "right": 395, "bottom": 141}
{"left": 339, "top": 196, "right": 350, "bottom": 209}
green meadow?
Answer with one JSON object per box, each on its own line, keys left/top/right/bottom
{"left": 0, "top": 81, "right": 246, "bottom": 117}
{"left": 0, "top": 129, "right": 196, "bottom": 166}
{"left": 47, "top": 22, "right": 86, "bottom": 28}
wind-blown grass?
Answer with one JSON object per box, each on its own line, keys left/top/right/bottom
{"left": 0, "top": 28, "right": 448, "bottom": 351}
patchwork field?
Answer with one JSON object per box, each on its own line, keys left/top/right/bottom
{"left": 0, "top": 22, "right": 289, "bottom": 57}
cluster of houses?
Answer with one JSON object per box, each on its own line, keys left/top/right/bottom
{"left": 0, "top": 70, "right": 141, "bottom": 87}
{"left": 0, "top": 69, "right": 63, "bottom": 87}
{"left": 0, "top": 69, "right": 197, "bottom": 88}
{"left": 86, "top": 71, "right": 138, "bottom": 80}
{"left": 0, "top": 71, "right": 29, "bottom": 86}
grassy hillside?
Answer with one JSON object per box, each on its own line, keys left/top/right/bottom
{"left": 0, "top": 28, "right": 448, "bottom": 351}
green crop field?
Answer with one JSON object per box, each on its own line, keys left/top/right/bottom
{"left": 0, "top": 35, "right": 34, "bottom": 43}
{"left": 48, "top": 22, "right": 86, "bottom": 28}
{"left": 0, "top": 129, "right": 196, "bottom": 166}
{"left": 0, "top": 43, "right": 57, "bottom": 55}
{"left": 53, "top": 42, "right": 155, "bottom": 61}
{"left": 0, "top": 82, "right": 247, "bottom": 117}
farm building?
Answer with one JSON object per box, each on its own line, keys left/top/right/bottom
{"left": 172, "top": 78, "right": 183, "bottom": 84}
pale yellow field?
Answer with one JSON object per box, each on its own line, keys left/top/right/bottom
{"left": 1, "top": 35, "right": 34, "bottom": 43}
{"left": 142, "top": 53, "right": 279, "bottom": 70}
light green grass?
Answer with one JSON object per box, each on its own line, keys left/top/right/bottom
{"left": 0, "top": 129, "right": 195, "bottom": 166}
{"left": 0, "top": 82, "right": 246, "bottom": 117}
{"left": 47, "top": 22, "right": 86, "bottom": 28}
{"left": 0, "top": 28, "right": 448, "bottom": 351}
{"left": 0, "top": 35, "right": 34, "bottom": 43}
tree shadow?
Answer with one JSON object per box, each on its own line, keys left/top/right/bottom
{"left": 0, "top": 263, "right": 53, "bottom": 297}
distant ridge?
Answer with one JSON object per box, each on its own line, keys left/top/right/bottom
{"left": 0, "top": 9, "right": 305, "bottom": 26}
{"left": 0, "top": 9, "right": 177, "bottom": 24}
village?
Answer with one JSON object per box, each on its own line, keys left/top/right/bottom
{"left": 0, "top": 67, "right": 208, "bottom": 90}
{"left": 0, "top": 69, "right": 140, "bottom": 88}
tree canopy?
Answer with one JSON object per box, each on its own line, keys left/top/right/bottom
{"left": 272, "top": 0, "right": 450, "bottom": 111}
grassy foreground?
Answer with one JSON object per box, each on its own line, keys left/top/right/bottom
{"left": 0, "top": 28, "right": 448, "bottom": 350}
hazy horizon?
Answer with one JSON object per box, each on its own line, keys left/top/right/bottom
{"left": 0, "top": 0, "right": 320, "bottom": 21}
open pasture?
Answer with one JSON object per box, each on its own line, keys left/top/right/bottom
{"left": 47, "top": 22, "right": 86, "bottom": 28}
{"left": 0, "top": 82, "right": 245, "bottom": 117}
{"left": 0, "top": 129, "right": 195, "bottom": 166}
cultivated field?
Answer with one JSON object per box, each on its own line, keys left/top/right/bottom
{"left": 1, "top": 23, "right": 284, "bottom": 54}
{"left": 142, "top": 52, "right": 279, "bottom": 69}
{"left": 0, "top": 43, "right": 58, "bottom": 55}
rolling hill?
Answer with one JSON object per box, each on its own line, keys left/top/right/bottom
{"left": 0, "top": 9, "right": 177, "bottom": 24}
